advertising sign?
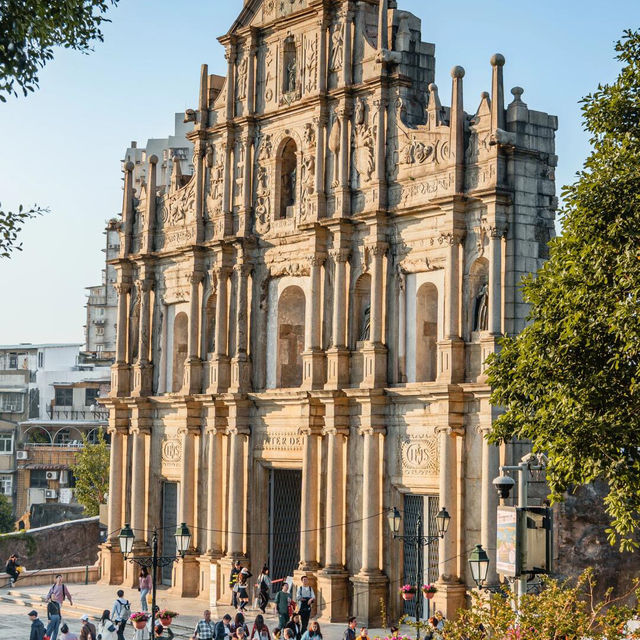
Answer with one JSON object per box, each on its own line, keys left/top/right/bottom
{"left": 496, "top": 506, "right": 518, "bottom": 576}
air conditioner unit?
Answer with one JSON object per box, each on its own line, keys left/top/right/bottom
{"left": 16, "top": 451, "right": 28, "bottom": 460}
{"left": 45, "top": 489, "right": 57, "bottom": 499}
{"left": 45, "top": 471, "right": 58, "bottom": 481}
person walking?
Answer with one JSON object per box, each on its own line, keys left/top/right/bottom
{"left": 28, "top": 610, "right": 46, "bottom": 640}
{"left": 343, "top": 617, "right": 357, "bottom": 640}
{"left": 213, "top": 613, "right": 232, "bottom": 640}
{"left": 284, "top": 614, "right": 302, "bottom": 640}
{"left": 256, "top": 567, "right": 271, "bottom": 614}
{"left": 230, "top": 561, "right": 242, "bottom": 608}
{"left": 78, "top": 614, "right": 97, "bottom": 640}
{"left": 46, "top": 575, "right": 73, "bottom": 611}
{"left": 110, "top": 589, "right": 131, "bottom": 640}
{"left": 274, "top": 584, "right": 291, "bottom": 630}
{"left": 139, "top": 567, "right": 152, "bottom": 612}
{"left": 301, "top": 621, "right": 322, "bottom": 640}
{"left": 249, "top": 614, "right": 271, "bottom": 640}
{"left": 191, "top": 610, "right": 216, "bottom": 640}
{"left": 232, "top": 613, "right": 249, "bottom": 637}
{"left": 5, "top": 553, "right": 19, "bottom": 585}
{"left": 45, "top": 597, "right": 62, "bottom": 640}
{"left": 96, "top": 610, "right": 118, "bottom": 640}
{"left": 235, "top": 573, "right": 250, "bottom": 612}
{"left": 295, "top": 576, "right": 315, "bottom": 632}
{"left": 59, "top": 623, "right": 79, "bottom": 640}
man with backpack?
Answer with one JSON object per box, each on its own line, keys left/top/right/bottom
{"left": 111, "top": 590, "right": 131, "bottom": 640}
{"left": 46, "top": 575, "right": 73, "bottom": 611}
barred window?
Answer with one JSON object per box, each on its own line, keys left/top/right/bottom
{"left": 0, "top": 393, "right": 23, "bottom": 413}
{"left": 0, "top": 475, "right": 12, "bottom": 495}
{"left": 0, "top": 433, "right": 13, "bottom": 454}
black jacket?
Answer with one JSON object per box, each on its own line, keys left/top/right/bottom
{"left": 30, "top": 619, "right": 45, "bottom": 640}
{"left": 47, "top": 600, "right": 61, "bottom": 620}
{"left": 343, "top": 629, "right": 356, "bottom": 640}
{"left": 285, "top": 621, "right": 302, "bottom": 640}
{"left": 214, "top": 621, "right": 230, "bottom": 640}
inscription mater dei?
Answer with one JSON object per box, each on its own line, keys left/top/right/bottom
{"left": 260, "top": 429, "right": 304, "bottom": 451}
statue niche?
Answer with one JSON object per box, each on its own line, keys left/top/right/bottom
{"left": 283, "top": 37, "right": 297, "bottom": 94}
{"left": 279, "top": 138, "right": 297, "bottom": 219}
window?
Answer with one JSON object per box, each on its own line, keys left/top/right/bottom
{"left": 0, "top": 392, "right": 23, "bottom": 413}
{"left": 54, "top": 429, "right": 71, "bottom": 444}
{"left": 85, "top": 388, "right": 100, "bottom": 406}
{"left": 55, "top": 387, "right": 73, "bottom": 406}
{"left": 0, "top": 433, "right": 13, "bottom": 453}
{"left": 38, "top": 351, "right": 44, "bottom": 368}
{"left": 0, "top": 475, "right": 12, "bottom": 496}
{"left": 8, "top": 354, "right": 17, "bottom": 369}
{"left": 30, "top": 470, "right": 48, "bottom": 488}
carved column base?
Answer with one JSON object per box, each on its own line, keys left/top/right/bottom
{"left": 437, "top": 338, "right": 465, "bottom": 384}
{"left": 230, "top": 354, "right": 252, "bottom": 393}
{"left": 325, "top": 347, "right": 350, "bottom": 390}
{"left": 360, "top": 344, "right": 387, "bottom": 389}
{"left": 294, "top": 568, "right": 319, "bottom": 618}
{"left": 197, "top": 553, "right": 223, "bottom": 605}
{"left": 206, "top": 355, "right": 230, "bottom": 394}
{"left": 217, "top": 555, "right": 248, "bottom": 606}
{"left": 169, "top": 552, "right": 200, "bottom": 598}
{"left": 99, "top": 541, "right": 124, "bottom": 585}
{"left": 302, "top": 349, "right": 325, "bottom": 390}
{"left": 182, "top": 357, "right": 202, "bottom": 395}
{"left": 122, "top": 542, "right": 150, "bottom": 589}
{"left": 350, "top": 572, "right": 389, "bottom": 626}
{"left": 131, "top": 363, "right": 153, "bottom": 397}
{"left": 316, "top": 569, "right": 350, "bottom": 622}
{"left": 433, "top": 581, "right": 467, "bottom": 621}
{"left": 478, "top": 335, "right": 500, "bottom": 384}
{"left": 110, "top": 364, "right": 131, "bottom": 398}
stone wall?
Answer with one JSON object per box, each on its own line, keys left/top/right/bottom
{"left": 555, "top": 482, "right": 639, "bottom": 599}
{"left": 0, "top": 516, "right": 100, "bottom": 571}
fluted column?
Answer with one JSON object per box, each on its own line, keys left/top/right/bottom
{"left": 107, "top": 428, "right": 124, "bottom": 540}
{"left": 445, "top": 236, "right": 460, "bottom": 340}
{"left": 489, "top": 227, "right": 503, "bottom": 335}
{"left": 206, "top": 426, "right": 224, "bottom": 555}
{"left": 303, "top": 256, "right": 325, "bottom": 389}
{"left": 214, "top": 268, "right": 229, "bottom": 357}
{"left": 370, "top": 244, "right": 386, "bottom": 345}
{"left": 332, "top": 252, "right": 348, "bottom": 347}
{"left": 137, "top": 281, "right": 153, "bottom": 365}
{"left": 299, "top": 429, "right": 319, "bottom": 570}
{"left": 324, "top": 430, "right": 344, "bottom": 568}
{"left": 179, "top": 428, "right": 196, "bottom": 535}
{"left": 437, "top": 427, "right": 457, "bottom": 582}
{"left": 129, "top": 427, "right": 147, "bottom": 542}
{"left": 361, "top": 429, "right": 382, "bottom": 573}
{"left": 189, "top": 275, "right": 202, "bottom": 359}
{"left": 231, "top": 260, "right": 251, "bottom": 392}
{"left": 226, "top": 428, "right": 244, "bottom": 555}
{"left": 480, "top": 425, "right": 499, "bottom": 585}
{"left": 115, "top": 283, "right": 130, "bottom": 364}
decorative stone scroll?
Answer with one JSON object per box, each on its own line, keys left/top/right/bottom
{"left": 398, "top": 433, "right": 439, "bottom": 476}
{"left": 258, "top": 429, "right": 304, "bottom": 451}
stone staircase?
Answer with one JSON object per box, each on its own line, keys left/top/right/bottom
{"left": 0, "top": 590, "right": 194, "bottom": 638}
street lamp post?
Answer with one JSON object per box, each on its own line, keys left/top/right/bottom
{"left": 388, "top": 507, "right": 451, "bottom": 640}
{"left": 118, "top": 523, "right": 192, "bottom": 634}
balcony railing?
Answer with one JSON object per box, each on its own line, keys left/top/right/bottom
{"left": 47, "top": 406, "right": 109, "bottom": 421}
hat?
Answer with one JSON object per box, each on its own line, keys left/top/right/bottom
{"left": 27, "top": 610, "right": 38, "bottom": 617}
{"left": 81, "top": 614, "right": 89, "bottom": 621}
{"left": 241, "top": 568, "right": 250, "bottom": 574}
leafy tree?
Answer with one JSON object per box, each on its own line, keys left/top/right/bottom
{"left": 0, "top": 0, "right": 119, "bottom": 101}
{"left": 71, "top": 429, "right": 109, "bottom": 517}
{"left": 0, "top": 494, "right": 14, "bottom": 533}
{"left": 0, "top": 203, "right": 46, "bottom": 258}
{"left": 443, "top": 570, "right": 640, "bottom": 640}
{"left": 486, "top": 30, "right": 640, "bottom": 551}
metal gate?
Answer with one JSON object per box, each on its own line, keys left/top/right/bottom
{"left": 268, "top": 469, "right": 301, "bottom": 592}
{"left": 161, "top": 482, "right": 178, "bottom": 585}
{"left": 403, "top": 494, "right": 440, "bottom": 619}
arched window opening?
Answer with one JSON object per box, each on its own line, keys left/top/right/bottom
{"left": 280, "top": 139, "right": 297, "bottom": 219}
{"left": 415, "top": 283, "right": 438, "bottom": 382}
{"left": 354, "top": 274, "right": 372, "bottom": 344}
{"left": 172, "top": 312, "right": 189, "bottom": 392}
{"left": 276, "top": 285, "right": 305, "bottom": 388}
{"left": 205, "top": 294, "right": 217, "bottom": 355}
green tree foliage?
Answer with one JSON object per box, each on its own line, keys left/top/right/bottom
{"left": 0, "top": 0, "right": 119, "bottom": 101}
{"left": 0, "top": 494, "right": 13, "bottom": 533}
{"left": 487, "top": 31, "right": 640, "bottom": 550}
{"left": 71, "top": 429, "right": 109, "bottom": 517}
{"left": 0, "top": 202, "right": 47, "bottom": 259}
{"left": 443, "top": 571, "right": 640, "bottom": 640}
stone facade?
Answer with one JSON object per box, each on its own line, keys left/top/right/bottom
{"left": 101, "top": 0, "right": 557, "bottom": 624}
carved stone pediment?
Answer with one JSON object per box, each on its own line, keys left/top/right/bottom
{"left": 227, "top": 0, "right": 311, "bottom": 33}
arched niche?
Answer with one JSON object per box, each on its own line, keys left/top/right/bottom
{"left": 204, "top": 293, "right": 216, "bottom": 356}
{"left": 276, "top": 285, "right": 305, "bottom": 388}
{"left": 354, "top": 273, "right": 371, "bottom": 345}
{"left": 172, "top": 312, "right": 188, "bottom": 392}
{"left": 415, "top": 282, "right": 438, "bottom": 382}
{"left": 467, "top": 257, "right": 489, "bottom": 338}
{"left": 279, "top": 138, "right": 298, "bottom": 219}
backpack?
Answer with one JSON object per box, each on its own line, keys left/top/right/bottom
{"left": 116, "top": 598, "right": 131, "bottom": 621}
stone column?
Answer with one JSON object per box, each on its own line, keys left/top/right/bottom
{"left": 129, "top": 427, "right": 147, "bottom": 542}
{"left": 303, "top": 256, "right": 325, "bottom": 389}
{"left": 370, "top": 245, "right": 385, "bottom": 345}
{"left": 326, "top": 249, "right": 350, "bottom": 389}
{"left": 231, "top": 261, "right": 251, "bottom": 392}
{"left": 489, "top": 227, "right": 503, "bottom": 336}
{"left": 336, "top": 102, "right": 351, "bottom": 216}
{"left": 132, "top": 279, "right": 153, "bottom": 396}
{"left": 317, "top": 18, "right": 328, "bottom": 93}
{"left": 208, "top": 267, "right": 231, "bottom": 393}
{"left": 480, "top": 425, "right": 499, "bottom": 585}
{"left": 111, "top": 282, "right": 131, "bottom": 397}
{"left": 299, "top": 429, "right": 320, "bottom": 570}
{"left": 341, "top": 8, "right": 353, "bottom": 87}
{"left": 225, "top": 44, "right": 236, "bottom": 121}
{"left": 362, "top": 244, "right": 387, "bottom": 388}
{"left": 437, "top": 426, "right": 457, "bottom": 582}
{"left": 226, "top": 428, "right": 244, "bottom": 556}
{"left": 314, "top": 113, "right": 327, "bottom": 217}
{"left": 183, "top": 273, "right": 203, "bottom": 394}
{"left": 373, "top": 94, "right": 387, "bottom": 209}
{"left": 239, "top": 134, "right": 254, "bottom": 235}
{"left": 180, "top": 428, "right": 196, "bottom": 535}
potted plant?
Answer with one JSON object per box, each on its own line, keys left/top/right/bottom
{"left": 130, "top": 612, "right": 149, "bottom": 630}
{"left": 400, "top": 584, "right": 417, "bottom": 600}
{"left": 158, "top": 609, "right": 179, "bottom": 626}
{"left": 422, "top": 583, "right": 437, "bottom": 599}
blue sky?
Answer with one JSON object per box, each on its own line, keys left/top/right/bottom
{"left": 0, "top": 0, "right": 637, "bottom": 344}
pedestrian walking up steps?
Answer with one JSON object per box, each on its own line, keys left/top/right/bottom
{"left": 0, "top": 589, "right": 193, "bottom": 638}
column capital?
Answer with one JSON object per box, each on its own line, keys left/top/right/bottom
{"left": 489, "top": 224, "right": 508, "bottom": 238}
{"left": 306, "top": 254, "right": 326, "bottom": 268}
{"left": 435, "top": 425, "right": 463, "bottom": 437}
{"left": 233, "top": 261, "right": 253, "bottom": 276}
{"left": 322, "top": 425, "right": 349, "bottom": 437}
{"left": 366, "top": 242, "right": 388, "bottom": 257}
{"left": 136, "top": 279, "right": 154, "bottom": 294}
{"left": 358, "top": 425, "right": 386, "bottom": 437}
{"left": 113, "top": 282, "right": 131, "bottom": 296}
{"left": 329, "top": 248, "right": 351, "bottom": 263}
{"left": 129, "top": 424, "right": 151, "bottom": 436}
{"left": 225, "top": 425, "right": 250, "bottom": 437}
{"left": 188, "top": 272, "right": 205, "bottom": 285}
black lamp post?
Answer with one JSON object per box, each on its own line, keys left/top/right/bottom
{"left": 388, "top": 506, "right": 451, "bottom": 640}
{"left": 119, "top": 523, "right": 192, "bottom": 633}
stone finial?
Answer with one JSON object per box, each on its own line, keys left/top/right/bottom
{"left": 451, "top": 65, "right": 465, "bottom": 79}
{"left": 124, "top": 161, "right": 134, "bottom": 172}
{"left": 450, "top": 66, "right": 465, "bottom": 191}
{"left": 199, "top": 63, "right": 209, "bottom": 125}
{"left": 148, "top": 154, "right": 158, "bottom": 165}
{"left": 507, "top": 86, "right": 528, "bottom": 125}
{"left": 427, "top": 83, "right": 443, "bottom": 128}
{"left": 511, "top": 86, "right": 524, "bottom": 102}
{"left": 490, "top": 53, "right": 505, "bottom": 130}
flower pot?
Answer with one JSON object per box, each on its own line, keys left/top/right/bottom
{"left": 401, "top": 592, "right": 415, "bottom": 601}
{"left": 160, "top": 617, "right": 173, "bottom": 626}
{"left": 424, "top": 592, "right": 435, "bottom": 600}
{"left": 134, "top": 620, "right": 148, "bottom": 630}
